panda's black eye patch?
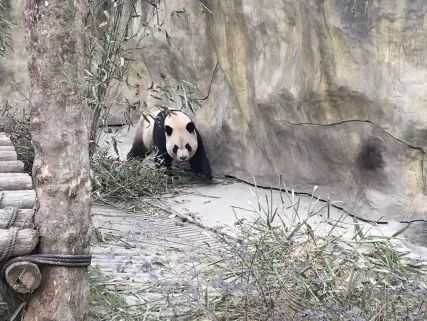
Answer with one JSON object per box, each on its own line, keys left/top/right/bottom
{"left": 185, "top": 144, "right": 192, "bottom": 152}
{"left": 186, "top": 122, "right": 195, "bottom": 133}
{"left": 165, "top": 125, "right": 173, "bottom": 136}
{"left": 172, "top": 145, "right": 178, "bottom": 154}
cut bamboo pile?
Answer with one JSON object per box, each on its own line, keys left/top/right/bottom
{"left": 0, "top": 132, "right": 39, "bottom": 318}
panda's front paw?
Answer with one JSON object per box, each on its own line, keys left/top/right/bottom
{"left": 194, "top": 173, "right": 213, "bottom": 184}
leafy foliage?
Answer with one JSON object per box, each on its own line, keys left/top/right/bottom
{"left": 85, "top": 0, "right": 138, "bottom": 156}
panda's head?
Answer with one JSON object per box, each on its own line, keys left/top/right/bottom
{"left": 164, "top": 111, "right": 198, "bottom": 162}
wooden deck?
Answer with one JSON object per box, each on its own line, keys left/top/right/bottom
{"left": 0, "top": 130, "right": 221, "bottom": 312}
{"left": 0, "top": 133, "right": 35, "bottom": 210}
{"left": 0, "top": 132, "right": 38, "bottom": 317}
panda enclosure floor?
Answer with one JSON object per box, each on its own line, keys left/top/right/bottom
{"left": 91, "top": 126, "right": 427, "bottom": 305}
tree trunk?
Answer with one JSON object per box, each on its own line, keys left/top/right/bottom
{"left": 24, "top": 1, "right": 91, "bottom": 321}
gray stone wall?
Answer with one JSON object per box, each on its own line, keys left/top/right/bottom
{"left": 127, "top": 0, "right": 427, "bottom": 231}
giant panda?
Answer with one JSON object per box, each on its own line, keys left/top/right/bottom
{"left": 127, "top": 109, "right": 212, "bottom": 180}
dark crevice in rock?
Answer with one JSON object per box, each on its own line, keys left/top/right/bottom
{"left": 356, "top": 138, "right": 385, "bottom": 170}
{"left": 277, "top": 118, "right": 425, "bottom": 152}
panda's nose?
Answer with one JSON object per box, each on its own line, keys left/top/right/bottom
{"left": 179, "top": 156, "right": 187, "bottom": 161}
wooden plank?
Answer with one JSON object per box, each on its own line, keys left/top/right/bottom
{"left": 0, "top": 228, "right": 39, "bottom": 257}
{"left": 0, "top": 151, "right": 17, "bottom": 161}
{"left": 0, "top": 190, "right": 35, "bottom": 209}
{"left": 0, "top": 146, "right": 15, "bottom": 151}
{"left": 0, "top": 208, "right": 34, "bottom": 229}
{"left": 0, "top": 161, "right": 25, "bottom": 173}
{"left": 0, "top": 173, "right": 32, "bottom": 190}
{"left": 0, "top": 134, "right": 12, "bottom": 146}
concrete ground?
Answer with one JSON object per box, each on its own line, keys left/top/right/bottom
{"left": 95, "top": 125, "right": 427, "bottom": 260}
{"left": 91, "top": 203, "right": 220, "bottom": 307}
{"left": 90, "top": 178, "right": 427, "bottom": 311}
{"left": 161, "top": 181, "right": 427, "bottom": 260}
{"left": 88, "top": 125, "right": 427, "bottom": 315}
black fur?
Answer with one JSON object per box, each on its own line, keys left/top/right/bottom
{"left": 186, "top": 122, "right": 195, "bottom": 133}
{"left": 165, "top": 125, "right": 173, "bottom": 136}
{"left": 127, "top": 139, "right": 147, "bottom": 160}
{"left": 151, "top": 110, "right": 173, "bottom": 168}
{"left": 189, "top": 129, "right": 212, "bottom": 180}
{"left": 127, "top": 111, "right": 170, "bottom": 164}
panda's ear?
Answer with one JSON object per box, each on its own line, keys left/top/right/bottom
{"left": 186, "top": 122, "right": 195, "bottom": 133}
{"left": 165, "top": 125, "right": 173, "bottom": 136}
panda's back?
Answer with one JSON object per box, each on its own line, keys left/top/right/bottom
{"left": 141, "top": 110, "right": 166, "bottom": 151}
{"left": 141, "top": 116, "right": 154, "bottom": 151}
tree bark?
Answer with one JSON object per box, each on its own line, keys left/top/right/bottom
{"left": 24, "top": 1, "right": 91, "bottom": 321}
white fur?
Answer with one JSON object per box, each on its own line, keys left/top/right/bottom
{"left": 164, "top": 111, "right": 198, "bottom": 162}
{"left": 135, "top": 110, "right": 198, "bottom": 162}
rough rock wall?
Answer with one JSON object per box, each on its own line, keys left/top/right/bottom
{"left": 127, "top": 0, "right": 427, "bottom": 232}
